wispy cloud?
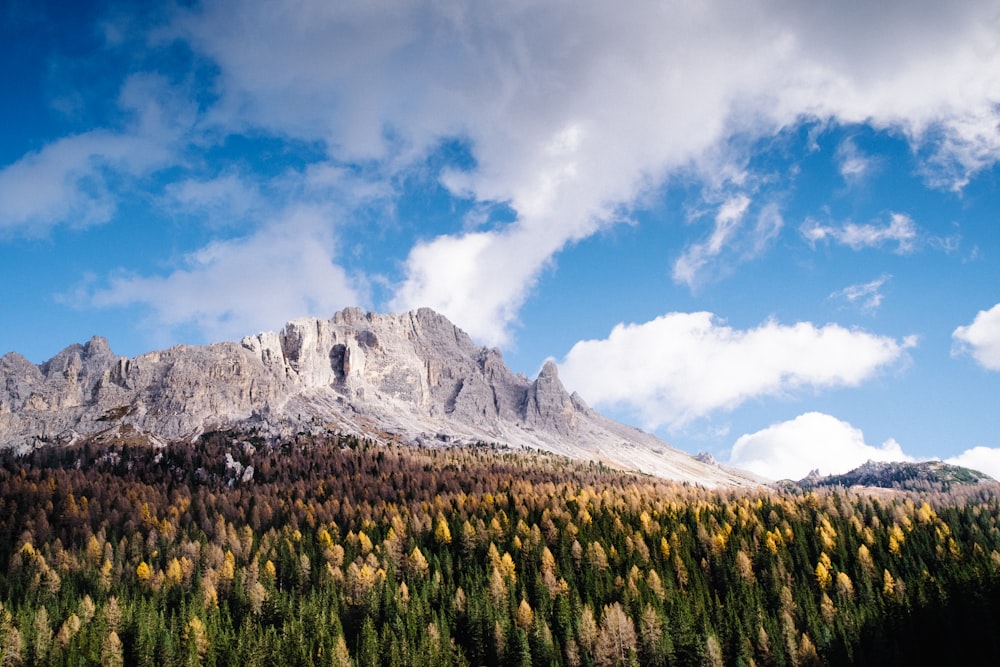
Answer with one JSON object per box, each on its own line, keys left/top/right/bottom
{"left": 0, "top": 132, "right": 120, "bottom": 235}
{"left": 952, "top": 303, "right": 1000, "bottom": 370}
{"left": 558, "top": 312, "right": 916, "bottom": 429}
{"left": 802, "top": 213, "right": 918, "bottom": 253}
{"left": 835, "top": 138, "right": 876, "bottom": 183}
{"left": 85, "top": 206, "right": 366, "bottom": 344}
{"left": 0, "top": 74, "right": 192, "bottom": 237}
{"left": 830, "top": 274, "right": 892, "bottom": 313}
{"left": 674, "top": 195, "right": 750, "bottom": 287}
{"left": 162, "top": 173, "right": 268, "bottom": 228}
{"left": 673, "top": 195, "right": 785, "bottom": 289}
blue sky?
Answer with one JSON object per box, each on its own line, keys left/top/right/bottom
{"left": 3, "top": 0, "right": 1000, "bottom": 480}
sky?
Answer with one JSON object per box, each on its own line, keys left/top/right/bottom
{"left": 2, "top": 0, "right": 1000, "bottom": 481}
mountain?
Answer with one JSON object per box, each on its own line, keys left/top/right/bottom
{"left": 788, "top": 459, "right": 997, "bottom": 492}
{"left": 0, "top": 307, "right": 759, "bottom": 486}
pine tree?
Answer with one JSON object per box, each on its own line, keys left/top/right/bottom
{"left": 594, "top": 603, "right": 637, "bottom": 667}
{"left": 355, "top": 617, "right": 379, "bottom": 667}
{"left": 32, "top": 607, "right": 53, "bottom": 665}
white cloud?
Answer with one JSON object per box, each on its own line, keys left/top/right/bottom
{"left": 802, "top": 212, "right": 918, "bottom": 253}
{"left": 728, "top": 412, "right": 913, "bottom": 481}
{"left": 946, "top": 447, "right": 1000, "bottom": 481}
{"left": 0, "top": 132, "right": 118, "bottom": 235}
{"left": 673, "top": 195, "right": 751, "bottom": 287}
{"left": 836, "top": 138, "right": 875, "bottom": 182}
{"left": 0, "top": 74, "right": 188, "bottom": 236}
{"left": 164, "top": 0, "right": 1000, "bottom": 344}
{"left": 558, "top": 312, "right": 915, "bottom": 429}
{"left": 952, "top": 303, "right": 1000, "bottom": 370}
{"left": 673, "top": 198, "right": 783, "bottom": 288}
{"left": 78, "top": 157, "right": 392, "bottom": 346}
{"left": 87, "top": 207, "right": 365, "bottom": 344}
{"left": 390, "top": 228, "right": 539, "bottom": 346}
{"left": 0, "top": 129, "right": 175, "bottom": 236}
{"left": 830, "top": 274, "right": 892, "bottom": 313}
{"left": 6, "top": 1, "right": 999, "bottom": 343}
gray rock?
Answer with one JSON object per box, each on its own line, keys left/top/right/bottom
{"left": 0, "top": 308, "right": 760, "bottom": 486}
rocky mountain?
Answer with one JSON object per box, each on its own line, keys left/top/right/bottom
{"left": 788, "top": 460, "right": 997, "bottom": 492}
{"left": 0, "top": 307, "right": 759, "bottom": 486}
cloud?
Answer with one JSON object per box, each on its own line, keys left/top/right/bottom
{"left": 673, "top": 195, "right": 750, "bottom": 287}
{"left": 391, "top": 229, "right": 533, "bottom": 346}
{"left": 0, "top": 132, "right": 119, "bottom": 235}
{"left": 728, "top": 412, "right": 913, "bottom": 480}
{"left": 162, "top": 173, "right": 268, "bottom": 227}
{"left": 673, "top": 197, "right": 784, "bottom": 288}
{"left": 164, "top": 0, "right": 1000, "bottom": 344}
{"left": 6, "top": 1, "right": 999, "bottom": 343}
{"left": 836, "top": 138, "right": 875, "bottom": 182}
{"left": 86, "top": 207, "right": 365, "bottom": 344}
{"left": 952, "top": 303, "right": 1000, "bottom": 370}
{"left": 946, "top": 447, "right": 1000, "bottom": 481}
{"left": 558, "top": 312, "right": 916, "bottom": 429}
{"left": 802, "top": 213, "right": 918, "bottom": 253}
{"left": 830, "top": 274, "right": 892, "bottom": 313}
{"left": 78, "top": 159, "right": 391, "bottom": 347}
{"left": 0, "top": 129, "right": 175, "bottom": 237}
{"left": 0, "top": 74, "right": 189, "bottom": 236}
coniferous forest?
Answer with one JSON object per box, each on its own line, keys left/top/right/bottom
{"left": 2, "top": 433, "right": 1000, "bottom": 666}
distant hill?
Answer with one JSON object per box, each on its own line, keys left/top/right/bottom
{"left": 788, "top": 459, "right": 997, "bottom": 492}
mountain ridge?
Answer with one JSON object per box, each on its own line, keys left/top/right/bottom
{"left": 787, "top": 459, "right": 997, "bottom": 492}
{"left": 0, "top": 307, "right": 760, "bottom": 487}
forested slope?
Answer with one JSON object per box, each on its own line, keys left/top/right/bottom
{"left": 2, "top": 434, "right": 1000, "bottom": 666}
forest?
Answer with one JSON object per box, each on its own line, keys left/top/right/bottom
{"left": 1, "top": 431, "right": 1000, "bottom": 666}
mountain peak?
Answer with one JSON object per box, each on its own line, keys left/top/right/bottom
{"left": 538, "top": 359, "right": 559, "bottom": 378}
{"left": 0, "top": 307, "right": 759, "bottom": 486}
{"left": 83, "top": 336, "right": 114, "bottom": 358}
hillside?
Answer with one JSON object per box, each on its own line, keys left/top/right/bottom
{"left": 2, "top": 433, "right": 1000, "bottom": 666}
{"left": 791, "top": 460, "right": 997, "bottom": 493}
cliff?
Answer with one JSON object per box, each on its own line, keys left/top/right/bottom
{"left": 0, "top": 307, "right": 759, "bottom": 486}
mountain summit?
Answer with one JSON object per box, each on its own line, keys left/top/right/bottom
{"left": 0, "top": 307, "right": 758, "bottom": 486}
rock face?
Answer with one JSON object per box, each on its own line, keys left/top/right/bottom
{"left": 0, "top": 307, "right": 759, "bottom": 486}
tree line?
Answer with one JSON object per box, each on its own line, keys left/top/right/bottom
{"left": 1, "top": 431, "right": 1000, "bottom": 665}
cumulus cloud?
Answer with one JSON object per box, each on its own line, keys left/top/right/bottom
{"left": 558, "top": 312, "right": 916, "bottom": 429}
{"left": 952, "top": 303, "right": 1000, "bottom": 370}
{"left": 830, "top": 274, "right": 892, "bottom": 313}
{"left": 946, "top": 447, "right": 1000, "bottom": 481}
{"left": 391, "top": 229, "right": 533, "bottom": 346}
{"left": 728, "top": 412, "right": 913, "bottom": 481}
{"left": 802, "top": 213, "right": 918, "bottom": 253}
{"left": 165, "top": 0, "right": 1000, "bottom": 344}
{"left": 87, "top": 207, "right": 364, "bottom": 343}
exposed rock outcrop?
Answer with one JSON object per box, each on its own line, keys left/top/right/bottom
{"left": 0, "top": 307, "right": 759, "bottom": 486}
